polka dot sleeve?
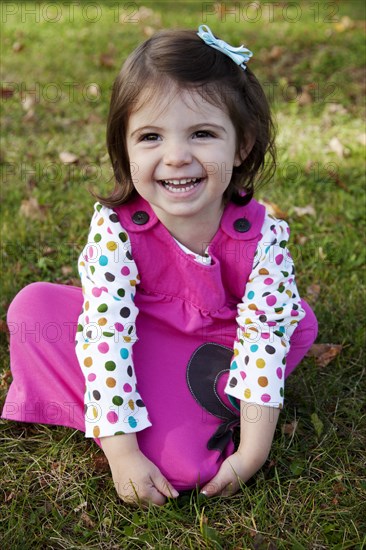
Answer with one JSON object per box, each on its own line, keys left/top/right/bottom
{"left": 224, "top": 214, "right": 306, "bottom": 409}
{"left": 75, "top": 203, "right": 152, "bottom": 438}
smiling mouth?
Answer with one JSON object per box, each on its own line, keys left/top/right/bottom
{"left": 159, "top": 177, "right": 203, "bottom": 193}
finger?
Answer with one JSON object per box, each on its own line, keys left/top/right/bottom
{"left": 200, "top": 467, "right": 236, "bottom": 497}
{"left": 152, "top": 474, "right": 179, "bottom": 499}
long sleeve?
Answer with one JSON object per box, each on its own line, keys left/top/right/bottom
{"left": 224, "top": 214, "right": 306, "bottom": 409}
{"left": 75, "top": 203, "right": 152, "bottom": 438}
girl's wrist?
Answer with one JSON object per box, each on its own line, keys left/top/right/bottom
{"left": 100, "top": 432, "right": 140, "bottom": 460}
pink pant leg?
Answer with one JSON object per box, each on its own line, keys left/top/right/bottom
{"left": 285, "top": 299, "right": 318, "bottom": 378}
{"left": 1, "top": 282, "right": 86, "bottom": 432}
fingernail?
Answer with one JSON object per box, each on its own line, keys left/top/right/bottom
{"left": 200, "top": 490, "right": 208, "bottom": 497}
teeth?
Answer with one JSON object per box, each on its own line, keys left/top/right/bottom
{"left": 161, "top": 177, "right": 200, "bottom": 185}
{"left": 161, "top": 178, "right": 202, "bottom": 193}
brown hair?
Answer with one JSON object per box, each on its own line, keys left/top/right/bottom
{"left": 98, "top": 28, "right": 276, "bottom": 207}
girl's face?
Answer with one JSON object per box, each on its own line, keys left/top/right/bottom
{"left": 126, "top": 88, "right": 242, "bottom": 233}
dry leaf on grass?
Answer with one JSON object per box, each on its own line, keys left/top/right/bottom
{"left": 0, "top": 369, "right": 12, "bottom": 389}
{"left": 20, "top": 197, "right": 46, "bottom": 220}
{"left": 306, "top": 283, "right": 321, "bottom": 303}
{"left": 357, "top": 133, "right": 366, "bottom": 146}
{"left": 59, "top": 151, "right": 79, "bottom": 164}
{"left": 1, "top": 87, "right": 15, "bottom": 99}
{"left": 99, "top": 53, "right": 115, "bottom": 68}
{"left": 292, "top": 205, "right": 316, "bottom": 217}
{"left": 334, "top": 16, "right": 355, "bottom": 32}
{"left": 86, "top": 83, "right": 100, "bottom": 98}
{"left": 328, "top": 137, "right": 345, "bottom": 158}
{"left": 81, "top": 511, "right": 95, "bottom": 528}
{"left": 13, "top": 41, "right": 24, "bottom": 52}
{"left": 93, "top": 455, "right": 110, "bottom": 473}
{"left": 135, "top": 6, "right": 162, "bottom": 25}
{"left": 73, "top": 501, "right": 87, "bottom": 513}
{"left": 61, "top": 266, "right": 73, "bottom": 276}
{"left": 21, "top": 93, "right": 36, "bottom": 112}
{"left": 0, "top": 319, "right": 9, "bottom": 335}
{"left": 282, "top": 420, "right": 298, "bottom": 436}
{"left": 143, "top": 26, "right": 155, "bottom": 37}
{"left": 306, "top": 343, "right": 342, "bottom": 367}
{"left": 268, "top": 45, "right": 284, "bottom": 61}
{"left": 298, "top": 89, "right": 312, "bottom": 106}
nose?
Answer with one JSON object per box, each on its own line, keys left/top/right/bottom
{"left": 163, "top": 140, "right": 192, "bottom": 167}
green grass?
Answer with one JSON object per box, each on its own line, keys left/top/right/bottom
{"left": 1, "top": 1, "right": 365, "bottom": 548}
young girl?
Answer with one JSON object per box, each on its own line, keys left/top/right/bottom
{"left": 2, "top": 25, "right": 318, "bottom": 506}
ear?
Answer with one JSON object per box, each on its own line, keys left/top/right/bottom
{"left": 234, "top": 136, "right": 256, "bottom": 167}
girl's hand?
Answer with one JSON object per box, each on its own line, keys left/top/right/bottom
{"left": 200, "top": 402, "right": 280, "bottom": 497}
{"left": 100, "top": 434, "right": 179, "bottom": 506}
{"left": 199, "top": 449, "right": 264, "bottom": 497}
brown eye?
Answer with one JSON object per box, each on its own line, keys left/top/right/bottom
{"left": 194, "top": 131, "right": 214, "bottom": 138}
{"left": 141, "top": 133, "right": 160, "bottom": 141}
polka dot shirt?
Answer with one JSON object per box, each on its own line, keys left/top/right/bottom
{"left": 75, "top": 203, "right": 305, "bottom": 437}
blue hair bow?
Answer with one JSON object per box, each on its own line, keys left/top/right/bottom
{"left": 197, "top": 24, "right": 253, "bottom": 71}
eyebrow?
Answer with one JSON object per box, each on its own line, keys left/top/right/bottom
{"left": 129, "top": 123, "right": 228, "bottom": 139}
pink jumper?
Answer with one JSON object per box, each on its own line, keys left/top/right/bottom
{"left": 1, "top": 195, "right": 318, "bottom": 491}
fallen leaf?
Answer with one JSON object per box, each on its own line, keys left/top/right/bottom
{"left": 143, "top": 26, "right": 155, "bottom": 37}
{"left": 92, "top": 454, "right": 109, "bottom": 473}
{"left": 136, "top": 6, "right": 162, "bottom": 25}
{"left": 306, "top": 343, "right": 342, "bottom": 367}
{"left": 43, "top": 246, "right": 56, "bottom": 256}
{"left": 86, "top": 83, "right": 100, "bottom": 98}
{"left": 298, "top": 89, "right": 312, "bottom": 106}
{"left": 4, "top": 491, "right": 15, "bottom": 503}
{"left": 295, "top": 234, "right": 308, "bottom": 245}
{"left": 61, "top": 266, "right": 73, "bottom": 276}
{"left": 326, "top": 103, "right": 348, "bottom": 115}
{"left": 334, "top": 16, "right": 355, "bottom": 32}
{"left": 13, "top": 41, "right": 24, "bottom": 52}
{"left": 333, "top": 481, "right": 345, "bottom": 494}
{"left": 328, "top": 136, "right": 344, "bottom": 158}
{"left": 74, "top": 501, "right": 87, "bottom": 513}
{"left": 306, "top": 283, "right": 321, "bottom": 303}
{"left": 87, "top": 112, "right": 102, "bottom": 124}
{"left": 282, "top": 420, "right": 298, "bottom": 436}
{"left": 59, "top": 151, "right": 79, "bottom": 164}
{"left": 259, "top": 198, "right": 288, "bottom": 218}
{"left": 292, "top": 205, "right": 316, "bottom": 217}
{"left": 268, "top": 45, "right": 284, "bottom": 61}
{"left": 21, "top": 93, "right": 36, "bottom": 112}
{"left": 20, "top": 197, "right": 46, "bottom": 220}
{"left": 1, "top": 87, "right": 15, "bottom": 99}
{"left": 81, "top": 511, "right": 95, "bottom": 528}
{"left": 99, "top": 53, "right": 115, "bottom": 68}
{"left": 0, "top": 369, "right": 12, "bottom": 389}
{"left": 23, "top": 110, "right": 36, "bottom": 122}
{"left": 0, "top": 319, "right": 9, "bottom": 334}
{"left": 357, "top": 133, "right": 366, "bottom": 146}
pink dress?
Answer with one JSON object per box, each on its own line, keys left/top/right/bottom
{"left": 1, "top": 195, "right": 318, "bottom": 491}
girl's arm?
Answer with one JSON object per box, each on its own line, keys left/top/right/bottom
{"left": 200, "top": 402, "right": 280, "bottom": 496}
{"left": 75, "top": 203, "right": 151, "bottom": 438}
{"left": 76, "top": 203, "right": 178, "bottom": 504}
{"left": 201, "top": 215, "right": 304, "bottom": 496}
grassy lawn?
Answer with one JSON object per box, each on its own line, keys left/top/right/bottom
{"left": 1, "top": 1, "right": 365, "bottom": 548}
